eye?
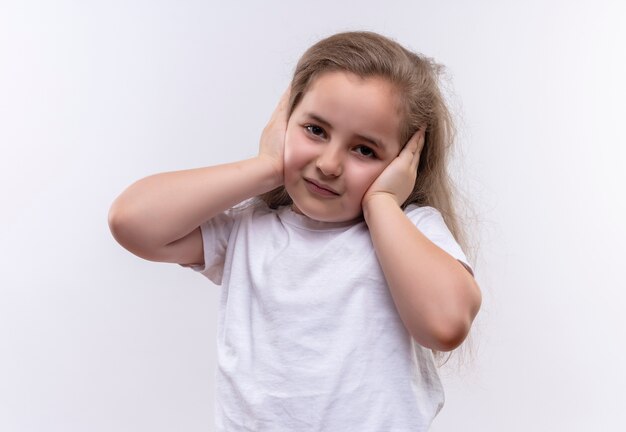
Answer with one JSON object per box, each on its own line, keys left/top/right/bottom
{"left": 304, "top": 124, "right": 326, "bottom": 138}
{"left": 354, "top": 145, "right": 377, "bottom": 159}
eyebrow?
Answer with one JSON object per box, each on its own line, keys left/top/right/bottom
{"left": 304, "top": 112, "right": 385, "bottom": 150}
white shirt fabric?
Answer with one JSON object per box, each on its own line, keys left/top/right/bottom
{"left": 187, "top": 200, "right": 471, "bottom": 431}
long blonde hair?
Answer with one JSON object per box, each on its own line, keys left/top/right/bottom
{"left": 260, "top": 31, "right": 479, "bottom": 368}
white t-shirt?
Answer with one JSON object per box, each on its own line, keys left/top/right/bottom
{"left": 187, "top": 201, "right": 471, "bottom": 431}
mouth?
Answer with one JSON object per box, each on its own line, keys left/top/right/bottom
{"left": 304, "top": 178, "right": 340, "bottom": 196}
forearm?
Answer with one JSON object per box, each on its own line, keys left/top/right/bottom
{"left": 108, "top": 157, "right": 281, "bottom": 252}
{"left": 363, "top": 195, "right": 481, "bottom": 351}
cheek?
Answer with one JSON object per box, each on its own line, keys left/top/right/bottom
{"left": 283, "top": 129, "right": 298, "bottom": 168}
{"left": 284, "top": 130, "right": 315, "bottom": 168}
{"left": 349, "top": 165, "right": 387, "bottom": 192}
{"left": 283, "top": 130, "right": 310, "bottom": 181}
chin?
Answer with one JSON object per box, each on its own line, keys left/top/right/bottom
{"left": 295, "top": 201, "right": 362, "bottom": 224}
{"left": 287, "top": 183, "right": 363, "bottom": 223}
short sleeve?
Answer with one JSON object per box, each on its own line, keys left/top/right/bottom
{"left": 182, "top": 210, "right": 235, "bottom": 285}
{"left": 404, "top": 205, "right": 472, "bottom": 274}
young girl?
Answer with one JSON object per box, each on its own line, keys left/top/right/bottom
{"left": 109, "top": 31, "right": 481, "bottom": 431}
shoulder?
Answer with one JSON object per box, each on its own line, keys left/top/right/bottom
{"left": 215, "top": 198, "right": 275, "bottom": 223}
{"left": 403, "top": 204, "right": 445, "bottom": 226}
{"left": 403, "top": 204, "right": 472, "bottom": 274}
{"left": 209, "top": 199, "right": 289, "bottom": 236}
{"left": 403, "top": 204, "right": 456, "bottom": 240}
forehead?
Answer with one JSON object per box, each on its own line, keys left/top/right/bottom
{"left": 297, "top": 71, "right": 403, "bottom": 152}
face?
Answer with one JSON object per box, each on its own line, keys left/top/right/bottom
{"left": 284, "top": 70, "right": 403, "bottom": 223}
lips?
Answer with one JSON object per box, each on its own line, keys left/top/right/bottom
{"left": 304, "top": 177, "right": 340, "bottom": 195}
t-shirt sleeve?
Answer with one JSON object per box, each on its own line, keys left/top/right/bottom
{"left": 180, "top": 209, "right": 235, "bottom": 285}
{"left": 405, "top": 205, "right": 472, "bottom": 275}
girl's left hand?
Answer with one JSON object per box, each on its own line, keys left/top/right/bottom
{"left": 362, "top": 127, "right": 426, "bottom": 208}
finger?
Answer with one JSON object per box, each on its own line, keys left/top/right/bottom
{"left": 398, "top": 135, "right": 418, "bottom": 166}
{"left": 416, "top": 126, "right": 426, "bottom": 153}
{"left": 279, "top": 87, "right": 291, "bottom": 109}
{"left": 271, "top": 87, "right": 291, "bottom": 121}
{"left": 412, "top": 127, "right": 427, "bottom": 166}
{"left": 403, "top": 129, "right": 422, "bottom": 169}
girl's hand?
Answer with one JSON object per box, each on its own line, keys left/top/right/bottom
{"left": 362, "top": 127, "right": 426, "bottom": 208}
{"left": 258, "top": 87, "right": 291, "bottom": 185}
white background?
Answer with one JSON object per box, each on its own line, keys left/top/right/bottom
{"left": 1, "top": 1, "right": 625, "bottom": 431}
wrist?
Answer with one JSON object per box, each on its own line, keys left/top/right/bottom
{"left": 255, "top": 155, "right": 284, "bottom": 190}
{"left": 362, "top": 192, "right": 401, "bottom": 221}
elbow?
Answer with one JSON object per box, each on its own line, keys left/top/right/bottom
{"left": 409, "top": 319, "right": 471, "bottom": 352}
{"left": 418, "top": 280, "right": 483, "bottom": 352}
{"left": 107, "top": 201, "right": 157, "bottom": 260}
{"left": 439, "top": 274, "right": 482, "bottom": 350}
{"left": 108, "top": 200, "right": 132, "bottom": 247}
{"left": 428, "top": 320, "right": 472, "bottom": 352}
{"left": 107, "top": 202, "right": 124, "bottom": 243}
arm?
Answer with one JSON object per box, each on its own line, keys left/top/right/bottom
{"left": 108, "top": 89, "right": 290, "bottom": 263}
{"left": 362, "top": 130, "right": 482, "bottom": 352}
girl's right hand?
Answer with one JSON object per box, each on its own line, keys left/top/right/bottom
{"left": 258, "top": 87, "right": 291, "bottom": 185}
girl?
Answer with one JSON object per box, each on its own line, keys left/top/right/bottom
{"left": 109, "top": 31, "right": 482, "bottom": 431}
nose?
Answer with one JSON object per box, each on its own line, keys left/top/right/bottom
{"left": 315, "top": 143, "right": 343, "bottom": 177}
